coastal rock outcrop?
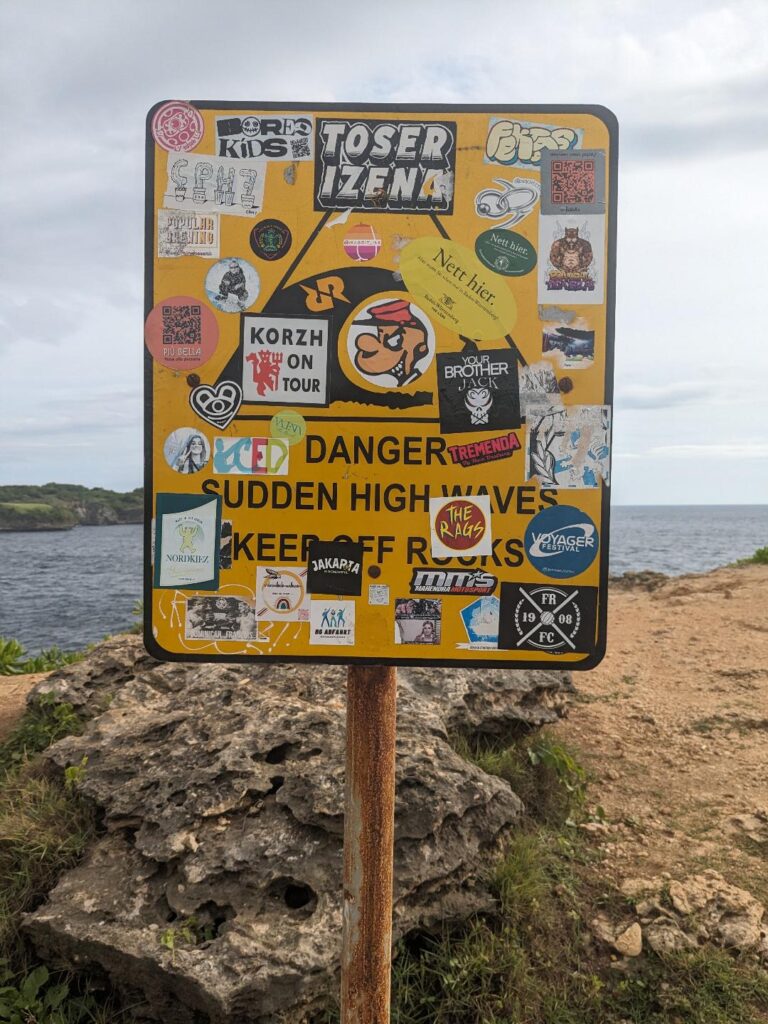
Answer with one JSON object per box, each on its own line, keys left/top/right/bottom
{"left": 23, "top": 638, "right": 572, "bottom": 1022}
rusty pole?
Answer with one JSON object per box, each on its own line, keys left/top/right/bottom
{"left": 341, "top": 664, "right": 398, "bottom": 1024}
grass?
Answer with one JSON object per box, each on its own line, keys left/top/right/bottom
{"left": 734, "top": 545, "right": 768, "bottom": 566}
{"left": 0, "top": 637, "right": 83, "bottom": 676}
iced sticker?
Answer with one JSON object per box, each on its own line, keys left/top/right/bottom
{"left": 211, "top": 437, "right": 289, "bottom": 475}
{"left": 526, "top": 405, "right": 611, "bottom": 489}
{"left": 394, "top": 598, "right": 441, "bottom": 644}
{"left": 158, "top": 210, "right": 220, "bottom": 259}
{"left": 163, "top": 153, "right": 267, "bottom": 218}
{"left": 242, "top": 314, "right": 329, "bottom": 405}
{"left": 154, "top": 493, "right": 221, "bottom": 590}
{"left": 256, "top": 566, "right": 309, "bottom": 621}
{"left": 310, "top": 600, "right": 355, "bottom": 644}
{"left": 429, "top": 495, "right": 493, "bottom": 558}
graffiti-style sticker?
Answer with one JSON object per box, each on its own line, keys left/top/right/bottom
{"left": 400, "top": 238, "right": 517, "bottom": 342}
{"left": 524, "top": 506, "right": 599, "bottom": 579}
{"left": 498, "top": 582, "right": 598, "bottom": 653}
{"left": 519, "top": 360, "right": 563, "bottom": 420}
{"left": 307, "top": 540, "right": 363, "bottom": 596}
{"left": 526, "top": 406, "right": 611, "bottom": 489}
{"left": 346, "top": 298, "right": 435, "bottom": 389}
{"left": 163, "top": 428, "right": 211, "bottom": 475}
{"left": 250, "top": 219, "right": 292, "bottom": 261}
{"left": 270, "top": 410, "right": 307, "bottom": 446}
{"left": 151, "top": 101, "right": 204, "bottom": 153}
{"left": 220, "top": 520, "right": 232, "bottom": 570}
{"left": 475, "top": 229, "right": 536, "bottom": 277}
{"left": 154, "top": 493, "right": 221, "bottom": 590}
{"left": 215, "top": 114, "right": 313, "bottom": 160}
{"left": 410, "top": 568, "right": 497, "bottom": 596}
{"left": 459, "top": 595, "right": 500, "bottom": 649}
{"left": 242, "top": 314, "right": 329, "bottom": 405}
{"left": 310, "top": 600, "right": 355, "bottom": 644}
{"left": 315, "top": 118, "right": 456, "bottom": 214}
{"left": 446, "top": 432, "right": 521, "bottom": 469}
{"left": 484, "top": 119, "right": 583, "bottom": 168}
{"left": 538, "top": 215, "right": 605, "bottom": 305}
{"left": 542, "top": 319, "right": 595, "bottom": 370}
{"left": 256, "top": 566, "right": 309, "bottom": 622}
{"left": 436, "top": 349, "right": 521, "bottom": 433}
{"left": 212, "top": 437, "right": 289, "bottom": 475}
{"left": 368, "top": 584, "right": 390, "bottom": 606}
{"left": 185, "top": 595, "right": 262, "bottom": 641}
{"left": 189, "top": 381, "right": 243, "bottom": 430}
{"left": 541, "top": 149, "right": 605, "bottom": 216}
{"left": 158, "top": 210, "right": 220, "bottom": 259}
{"left": 163, "top": 153, "right": 267, "bottom": 218}
{"left": 343, "top": 223, "right": 382, "bottom": 262}
{"left": 205, "top": 258, "right": 260, "bottom": 313}
{"left": 475, "top": 176, "right": 540, "bottom": 229}
{"left": 429, "top": 495, "right": 492, "bottom": 558}
{"left": 145, "top": 296, "right": 219, "bottom": 371}
{"left": 394, "top": 598, "right": 441, "bottom": 645}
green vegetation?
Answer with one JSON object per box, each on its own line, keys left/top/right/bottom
{"left": 0, "top": 503, "right": 77, "bottom": 531}
{"left": 0, "top": 638, "right": 83, "bottom": 677}
{"left": 735, "top": 545, "right": 768, "bottom": 566}
{"left": 0, "top": 484, "right": 142, "bottom": 531}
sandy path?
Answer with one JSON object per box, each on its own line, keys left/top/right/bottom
{"left": 0, "top": 673, "right": 51, "bottom": 741}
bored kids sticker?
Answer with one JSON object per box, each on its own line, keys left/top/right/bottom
{"left": 310, "top": 600, "right": 355, "bottom": 644}
{"left": 429, "top": 495, "right": 493, "bottom": 558}
{"left": 394, "top": 598, "right": 441, "bottom": 644}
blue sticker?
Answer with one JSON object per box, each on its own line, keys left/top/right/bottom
{"left": 524, "top": 505, "right": 598, "bottom": 579}
{"left": 460, "top": 595, "right": 500, "bottom": 647}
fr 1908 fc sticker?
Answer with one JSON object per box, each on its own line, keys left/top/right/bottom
{"left": 498, "top": 583, "right": 597, "bottom": 654}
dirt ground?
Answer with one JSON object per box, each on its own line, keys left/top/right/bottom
{"left": 554, "top": 563, "right": 768, "bottom": 899}
{"left": 0, "top": 672, "right": 50, "bottom": 741}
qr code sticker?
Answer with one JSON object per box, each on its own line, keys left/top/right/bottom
{"left": 162, "top": 304, "right": 202, "bottom": 347}
{"left": 290, "top": 136, "right": 311, "bottom": 159}
{"left": 550, "top": 158, "right": 595, "bottom": 206}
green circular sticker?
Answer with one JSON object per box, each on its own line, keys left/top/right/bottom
{"left": 475, "top": 229, "right": 537, "bottom": 277}
{"left": 270, "top": 409, "right": 307, "bottom": 446}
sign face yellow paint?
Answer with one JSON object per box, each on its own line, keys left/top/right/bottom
{"left": 144, "top": 102, "right": 617, "bottom": 668}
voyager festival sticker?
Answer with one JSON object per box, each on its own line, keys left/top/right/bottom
{"left": 429, "top": 495, "right": 493, "bottom": 558}
{"left": 394, "top": 598, "right": 441, "bottom": 645}
{"left": 498, "top": 583, "right": 598, "bottom": 654}
{"left": 310, "top": 600, "right": 355, "bottom": 644}
{"left": 524, "top": 506, "right": 599, "bottom": 579}
{"left": 526, "top": 405, "right": 611, "bottom": 489}
{"left": 242, "top": 314, "right": 330, "bottom": 405}
{"left": 145, "top": 296, "right": 219, "bottom": 371}
{"left": 436, "top": 349, "right": 521, "bottom": 433}
{"left": 154, "top": 493, "right": 221, "bottom": 590}
{"left": 256, "top": 566, "right": 309, "bottom": 621}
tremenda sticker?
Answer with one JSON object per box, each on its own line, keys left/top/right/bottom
{"left": 241, "top": 314, "right": 329, "bottom": 405}
{"left": 314, "top": 118, "right": 456, "bottom": 213}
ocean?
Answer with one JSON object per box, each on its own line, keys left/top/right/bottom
{"left": 0, "top": 506, "right": 766, "bottom": 654}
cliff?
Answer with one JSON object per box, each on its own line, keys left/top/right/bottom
{"left": 0, "top": 484, "right": 143, "bottom": 531}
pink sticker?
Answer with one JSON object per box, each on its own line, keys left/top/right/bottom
{"left": 151, "top": 101, "right": 204, "bottom": 153}
{"left": 342, "top": 223, "right": 382, "bottom": 262}
{"left": 144, "top": 296, "right": 219, "bottom": 370}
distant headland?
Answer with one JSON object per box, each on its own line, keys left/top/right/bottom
{"left": 0, "top": 484, "right": 143, "bottom": 531}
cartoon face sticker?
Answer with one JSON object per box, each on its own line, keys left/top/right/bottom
{"left": 241, "top": 116, "right": 260, "bottom": 136}
{"left": 346, "top": 298, "right": 436, "bottom": 388}
{"left": 465, "top": 386, "right": 493, "bottom": 425}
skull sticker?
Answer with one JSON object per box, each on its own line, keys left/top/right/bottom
{"left": 346, "top": 298, "right": 436, "bottom": 388}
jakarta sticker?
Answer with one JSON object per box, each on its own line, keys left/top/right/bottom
{"left": 346, "top": 297, "right": 435, "bottom": 389}
{"left": 151, "top": 101, "right": 204, "bottom": 153}
{"left": 524, "top": 505, "right": 598, "bottom": 579}
{"left": 400, "top": 237, "right": 517, "bottom": 341}
{"left": 343, "top": 223, "right": 382, "bottom": 262}
{"left": 163, "top": 427, "right": 211, "bottom": 475}
{"left": 144, "top": 296, "right": 219, "bottom": 370}
{"left": 204, "top": 257, "right": 260, "bottom": 313}
{"left": 475, "top": 229, "right": 536, "bottom": 277}
{"left": 250, "top": 219, "right": 292, "bottom": 261}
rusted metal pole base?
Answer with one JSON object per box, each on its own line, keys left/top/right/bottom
{"left": 341, "top": 664, "right": 398, "bottom": 1024}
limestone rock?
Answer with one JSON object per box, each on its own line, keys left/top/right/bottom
{"left": 613, "top": 923, "right": 643, "bottom": 957}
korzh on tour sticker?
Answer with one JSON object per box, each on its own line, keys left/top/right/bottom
{"left": 144, "top": 296, "right": 219, "bottom": 371}
{"left": 524, "top": 505, "right": 598, "bottom": 579}
{"left": 151, "top": 101, "right": 205, "bottom": 153}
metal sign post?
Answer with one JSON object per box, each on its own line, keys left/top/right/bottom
{"left": 341, "top": 665, "right": 398, "bottom": 1023}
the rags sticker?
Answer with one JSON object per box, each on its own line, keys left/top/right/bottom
{"left": 164, "top": 153, "right": 266, "bottom": 217}
{"left": 526, "top": 405, "right": 611, "bottom": 489}
{"left": 242, "top": 314, "right": 330, "bottom": 406}
{"left": 436, "top": 350, "right": 521, "bottom": 433}
{"left": 307, "top": 540, "right": 363, "bottom": 597}
{"left": 154, "top": 493, "right": 221, "bottom": 590}
{"left": 315, "top": 118, "right": 456, "bottom": 213}
{"left": 158, "top": 210, "right": 220, "bottom": 259}
{"left": 256, "top": 566, "right": 309, "bottom": 622}
{"left": 185, "top": 595, "right": 261, "bottom": 641}
{"left": 538, "top": 215, "right": 605, "bottom": 304}
{"left": 524, "top": 506, "right": 599, "bottom": 579}
{"left": 498, "top": 583, "right": 598, "bottom": 654}
{"left": 215, "top": 114, "right": 313, "bottom": 160}
{"left": 541, "top": 149, "right": 606, "bottom": 216}
{"left": 310, "top": 600, "right": 355, "bottom": 645}
{"left": 484, "top": 119, "right": 582, "bottom": 168}
{"left": 212, "top": 436, "right": 289, "bottom": 475}
{"left": 394, "top": 598, "right": 441, "bottom": 645}
{"left": 459, "top": 595, "right": 500, "bottom": 650}
{"left": 429, "top": 496, "right": 493, "bottom": 558}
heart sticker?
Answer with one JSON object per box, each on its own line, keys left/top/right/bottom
{"left": 189, "top": 381, "right": 243, "bottom": 429}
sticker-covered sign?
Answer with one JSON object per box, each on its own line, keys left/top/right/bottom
{"left": 145, "top": 102, "right": 617, "bottom": 669}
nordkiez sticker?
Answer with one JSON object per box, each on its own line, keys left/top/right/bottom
{"left": 541, "top": 149, "right": 606, "bottom": 216}
{"left": 164, "top": 153, "right": 266, "bottom": 217}
{"left": 158, "top": 211, "right": 220, "bottom": 259}
{"left": 205, "top": 258, "right": 260, "bottom": 313}
{"left": 498, "top": 583, "right": 597, "bottom": 653}
{"left": 215, "top": 114, "right": 313, "bottom": 160}
{"left": 429, "top": 495, "right": 493, "bottom": 558}
{"left": 394, "top": 598, "right": 441, "bottom": 645}
{"left": 346, "top": 298, "right": 435, "bottom": 389}
{"left": 436, "top": 350, "right": 521, "bottom": 433}
{"left": 151, "top": 101, "right": 204, "bottom": 153}
{"left": 475, "top": 229, "right": 536, "bottom": 277}
{"left": 250, "top": 219, "right": 292, "bottom": 261}
{"left": 154, "top": 493, "right": 221, "bottom": 590}
{"left": 163, "top": 428, "right": 211, "bottom": 475}
{"left": 538, "top": 215, "right": 605, "bottom": 304}
{"left": 314, "top": 118, "right": 456, "bottom": 213}
{"left": 459, "top": 596, "right": 500, "bottom": 650}
{"left": 446, "top": 432, "right": 521, "bottom": 469}
{"left": 524, "top": 506, "right": 599, "bottom": 579}
{"left": 526, "top": 405, "right": 611, "bottom": 489}
{"left": 242, "top": 314, "right": 329, "bottom": 405}
{"left": 475, "top": 177, "right": 540, "bottom": 230}
{"left": 256, "top": 566, "right": 309, "bottom": 621}
{"left": 145, "top": 296, "right": 219, "bottom": 371}
{"left": 310, "top": 600, "right": 355, "bottom": 645}
{"left": 307, "top": 540, "right": 364, "bottom": 596}
{"left": 212, "top": 437, "right": 289, "bottom": 475}
{"left": 485, "top": 119, "right": 582, "bottom": 167}
{"left": 185, "top": 595, "right": 261, "bottom": 641}
{"left": 410, "top": 568, "right": 497, "bottom": 596}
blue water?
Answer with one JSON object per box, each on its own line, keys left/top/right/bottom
{"left": 0, "top": 507, "right": 766, "bottom": 653}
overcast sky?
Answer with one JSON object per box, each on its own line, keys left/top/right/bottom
{"left": 1, "top": 0, "right": 766, "bottom": 504}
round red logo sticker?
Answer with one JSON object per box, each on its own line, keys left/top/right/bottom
{"left": 144, "top": 296, "right": 219, "bottom": 371}
{"left": 151, "top": 101, "right": 204, "bottom": 153}
{"left": 433, "top": 499, "right": 487, "bottom": 551}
